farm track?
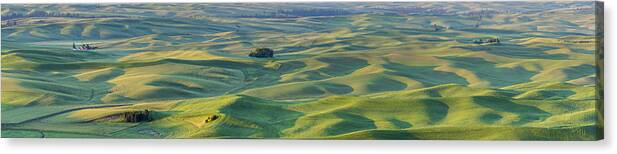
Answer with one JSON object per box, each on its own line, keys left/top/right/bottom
{"left": 2, "top": 104, "right": 130, "bottom": 127}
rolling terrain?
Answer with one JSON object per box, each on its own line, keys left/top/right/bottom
{"left": 1, "top": 2, "right": 603, "bottom": 140}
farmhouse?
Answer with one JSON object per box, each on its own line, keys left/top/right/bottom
{"left": 73, "top": 42, "right": 98, "bottom": 51}
{"left": 473, "top": 38, "right": 501, "bottom": 44}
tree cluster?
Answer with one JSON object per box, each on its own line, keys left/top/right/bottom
{"left": 249, "top": 48, "right": 275, "bottom": 58}
{"left": 473, "top": 38, "right": 501, "bottom": 44}
{"left": 123, "top": 110, "right": 152, "bottom": 123}
{"left": 205, "top": 115, "right": 220, "bottom": 123}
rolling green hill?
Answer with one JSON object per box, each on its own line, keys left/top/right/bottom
{"left": 1, "top": 2, "right": 602, "bottom": 140}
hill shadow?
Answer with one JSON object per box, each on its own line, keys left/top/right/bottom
{"left": 325, "top": 112, "right": 377, "bottom": 136}
{"left": 453, "top": 44, "right": 567, "bottom": 60}
{"left": 382, "top": 62, "right": 468, "bottom": 86}
{"left": 439, "top": 56, "right": 536, "bottom": 87}
{"left": 472, "top": 96, "right": 550, "bottom": 125}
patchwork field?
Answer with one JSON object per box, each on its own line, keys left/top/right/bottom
{"left": 1, "top": 2, "right": 603, "bottom": 140}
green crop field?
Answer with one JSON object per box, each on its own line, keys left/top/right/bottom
{"left": 0, "top": 2, "right": 603, "bottom": 140}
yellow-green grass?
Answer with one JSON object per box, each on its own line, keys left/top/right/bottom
{"left": 1, "top": 3, "right": 602, "bottom": 140}
{"left": 5, "top": 84, "right": 594, "bottom": 139}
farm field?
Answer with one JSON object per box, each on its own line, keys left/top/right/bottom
{"left": 0, "top": 2, "right": 603, "bottom": 140}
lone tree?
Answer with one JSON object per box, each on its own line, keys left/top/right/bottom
{"left": 249, "top": 48, "right": 274, "bottom": 58}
